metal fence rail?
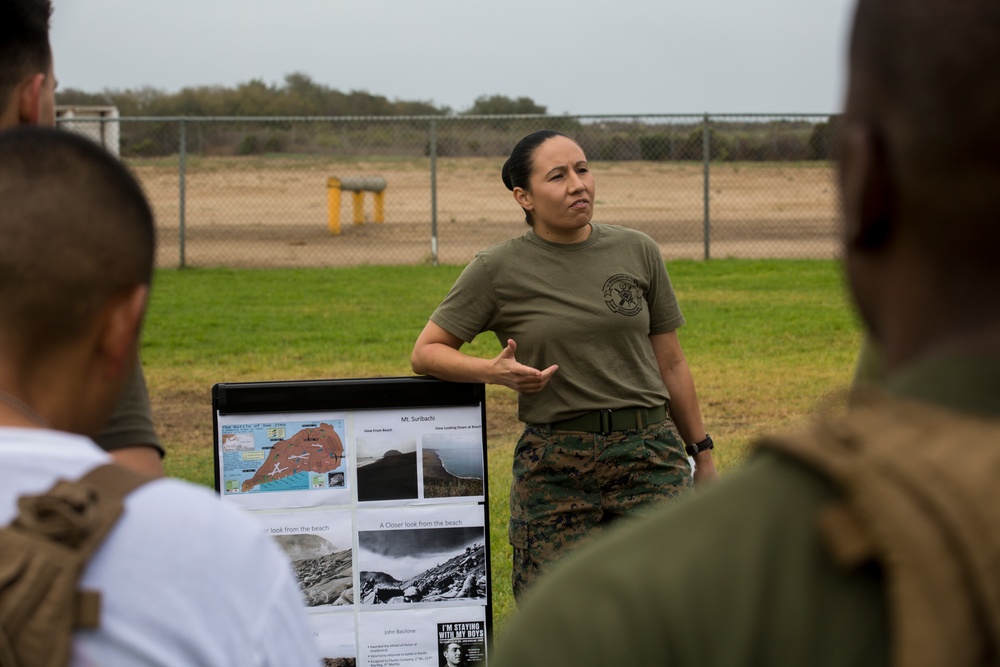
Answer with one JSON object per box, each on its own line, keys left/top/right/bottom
{"left": 57, "top": 113, "right": 841, "bottom": 269}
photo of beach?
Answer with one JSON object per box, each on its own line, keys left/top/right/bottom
{"left": 421, "top": 432, "right": 484, "bottom": 499}
{"left": 358, "top": 525, "right": 487, "bottom": 606}
{"left": 356, "top": 436, "right": 418, "bottom": 502}
{"left": 261, "top": 511, "right": 355, "bottom": 611}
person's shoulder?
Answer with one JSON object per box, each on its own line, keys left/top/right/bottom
{"left": 594, "top": 223, "right": 652, "bottom": 241}
{"left": 131, "top": 476, "right": 221, "bottom": 504}
{"left": 475, "top": 232, "right": 531, "bottom": 260}
{"left": 593, "top": 223, "right": 660, "bottom": 252}
{"left": 130, "top": 478, "right": 246, "bottom": 517}
{"left": 81, "top": 478, "right": 319, "bottom": 665}
{"left": 470, "top": 232, "right": 537, "bottom": 278}
{"left": 83, "top": 478, "right": 294, "bottom": 608}
{"left": 124, "top": 479, "right": 277, "bottom": 552}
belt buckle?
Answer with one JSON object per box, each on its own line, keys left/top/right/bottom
{"left": 599, "top": 409, "right": 612, "bottom": 434}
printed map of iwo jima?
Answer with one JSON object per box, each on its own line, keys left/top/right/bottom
{"left": 221, "top": 420, "right": 347, "bottom": 494}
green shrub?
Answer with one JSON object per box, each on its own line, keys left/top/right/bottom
{"left": 126, "top": 138, "right": 160, "bottom": 157}
{"left": 263, "top": 134, "right": 285, "bottom": 153}
{"left": 808, "top": 116, "right": 841, "bottom": 160}
{"left": 682, "top": 127, "right": 732, "bottom": 161}
{"left": 238, "top": 135, "right": 259, "bottom": 155}
{"left": 638, "top": 134, "right": 672, "bottom": 161}
{"left": 315, "top": 132, "right": 342, "bottom": 150}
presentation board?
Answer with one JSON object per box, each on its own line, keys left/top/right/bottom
{"left": 213, "top": 377, "right": 491, "bottom": 667}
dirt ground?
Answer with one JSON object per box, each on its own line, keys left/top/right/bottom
{"left": 133, "top": 157, "right": 840, "bottom": 268}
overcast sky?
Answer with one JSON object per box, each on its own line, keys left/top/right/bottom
{"left": 50, "top": 0, "right": 857, "bottom": 116}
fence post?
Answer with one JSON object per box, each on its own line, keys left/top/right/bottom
{"left": 179, "top": 118, "right": 187, "bottom": 269}
{"left": 429, "top": 118, "right": 439, "bottom": 266}
{"left": 702, "top": 113, "right": 711, "bottom": 261}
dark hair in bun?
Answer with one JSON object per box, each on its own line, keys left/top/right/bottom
{"left": 502, "top": 130, "right": 570, "bottom": 225}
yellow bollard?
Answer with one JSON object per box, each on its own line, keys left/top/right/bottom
{"left": 374, "top": 191, "right": 385, "bottom": 223}
{"left": 327, "top": 177, "right": 342, "bottom": 235}
{"left": 352, "top": 191, "right": 365, "bottom": 225}
{"left": 328, "top": 176, "right": 387, "bottom": 234}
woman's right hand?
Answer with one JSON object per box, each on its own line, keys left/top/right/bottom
{"left": 412, "top": 323, "right": 557, "bottom": 393}
{"left": 489, "top": 339, "right": 558, "bottom": 393}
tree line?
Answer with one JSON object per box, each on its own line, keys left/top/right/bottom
{"left": 56, "top": 72, "right": 547, "bottom": 118}
{"left": 55, "top": 73, "right": 836, "bottom": 161}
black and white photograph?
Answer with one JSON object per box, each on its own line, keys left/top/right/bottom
{"left": 358, "top": 526, "right": 486, "bottom": 607}
{"left": 258, "top": 511, "right": 355, "bottom": 611}
{"left": 437, "top": 621, "right": 486, "bottom": 667}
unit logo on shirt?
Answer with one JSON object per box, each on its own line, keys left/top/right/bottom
{"left": 603, "top": 274, "right": 643, "bottom": 316}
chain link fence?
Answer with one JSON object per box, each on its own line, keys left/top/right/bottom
{"left": 57, "top": 113, "right": 840, "bottom": 268}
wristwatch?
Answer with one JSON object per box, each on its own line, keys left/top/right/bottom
{"left": 685, "top": 434, "right": 714, "bottom": 457}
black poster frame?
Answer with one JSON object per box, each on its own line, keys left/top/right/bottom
{"left": 212, "top": 376, "right": 492, "bottom": 666}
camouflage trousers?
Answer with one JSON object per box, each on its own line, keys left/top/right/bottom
{"left": 508, "top": 419, "right": 693, "bottom": 601}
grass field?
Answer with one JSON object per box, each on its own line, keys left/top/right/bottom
{"left": 143, "top": 259, "right": 861, "bottom": 636}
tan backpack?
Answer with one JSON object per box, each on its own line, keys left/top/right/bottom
{"left": 0, "top": 464, "right": 151, "bottom": 667}
{"left": 758, "top": 390, "right": 1000, "bottom": 667}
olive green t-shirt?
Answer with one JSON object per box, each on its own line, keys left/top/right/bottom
{"left": 494, "top": 353, "right": 1000, "bottom": 667}
{"left": 430, "top": 223, "right": 685, "bottom": 424}
{"left": 852, "top": 332, "right": 885, "bottom": 388}
{"left": 94, "top": 360, "right": 163, "bottom": 456}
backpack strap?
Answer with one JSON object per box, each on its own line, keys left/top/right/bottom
{"left": 76, "top": 463, "right": 153, "bottom": 504}
{"left": 757, "top": 390, "right": 1000, "bottom": 667}
{"left": 12, "top": 464, "right": 153, "bottom": 562}
{"left": 0, "top": 464, "right": 154, "bottom": 667}
{"left": 10, "top": 463, "right": 153, "bottom": 628}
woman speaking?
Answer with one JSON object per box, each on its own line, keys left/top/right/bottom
{"left": 411, "top": 129, "right": 716, "bottom": 600}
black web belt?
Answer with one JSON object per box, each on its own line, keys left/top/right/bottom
{"left": 544, "top": 404, "right": 667, "bottom": 434}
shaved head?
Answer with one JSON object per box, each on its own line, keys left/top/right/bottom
{"left": 842, "top": 0, "right": 1000, "bottom": 336}
{"left": 846, "top": 0, "right": 1000, "bottom": 264}
{"left": 0, "top": 0, "right": 52, "bottom": 112}
{"left": 0, "top": 128, "right": 154, "bottom": 358}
